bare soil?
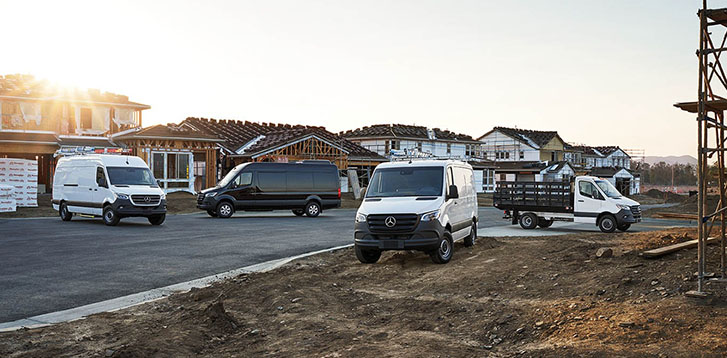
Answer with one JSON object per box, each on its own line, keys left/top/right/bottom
{"left": 5, "top": 228, "right": 727, "bottom": 357}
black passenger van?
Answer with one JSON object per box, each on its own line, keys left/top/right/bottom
{"left": 197, "top": 162, "right": 341, "bottom": 218}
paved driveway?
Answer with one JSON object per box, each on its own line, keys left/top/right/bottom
{"left": 0, "top": 207, "right": 693, "bottom": 323}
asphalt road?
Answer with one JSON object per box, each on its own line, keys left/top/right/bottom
{"left": 0, "top": 207, "right": 693, "bottom": 323}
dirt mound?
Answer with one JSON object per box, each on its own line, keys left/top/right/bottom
{"left": 622, "top": 229, "right": 694, "bottom": 251}
{"left": 644, "top": 189, "right": 686, "bottom": 203}
{"left": 5, "top": 227, "right": 727, "bottom": 358}
{"left": 204, "top": 299, "right": 239, "bottom": 332}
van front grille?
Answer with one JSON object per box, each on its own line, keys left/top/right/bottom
{"left": 130, "top": 194, "right": 161, "bottom": 206}
{"left": 367, "top": 214, "right": 419, "bottom": 232}
{"left": 630, "top": 205, "right": 641, "bottom": 219}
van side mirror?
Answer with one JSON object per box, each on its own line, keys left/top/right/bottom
{"left": 447, "top": 185, "right": 459, "bottom": 200}
{"left": 97, "top": 178, "right": 108, "bottom": 188}
{"left": 156, "top": 179, "right": 162, "bottom": 187}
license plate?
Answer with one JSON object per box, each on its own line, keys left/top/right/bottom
{"left": 381, "top": 240, "right": 402, "bottom": 249}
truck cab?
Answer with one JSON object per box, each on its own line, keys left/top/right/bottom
{"left": 571, "top": 176, "right": 641, "bottom": 231}
{"left": 494, "top": 175, "right": 641, "bottom": 233}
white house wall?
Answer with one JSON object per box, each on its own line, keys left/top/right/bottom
{"left": 356, "top": 138, "right": 471, "bottom": 159}
{"left": 605, "top": 149, "right": 631, "bottom": 169}
{"left": 479, "top": 131, "right": 539, "bottom": 161}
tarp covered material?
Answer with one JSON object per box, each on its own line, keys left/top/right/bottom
{"left": 19, "top": 102, "right": 42, "bottom": 125}
{"left": 112, "top": 108, "right": 135, "bottom": 126}
{"left": 0, "top": 158, "right": 38, "bottom": 207}
{"left": 74, "top": 106, "right": 108, "bottom": 135}
{"left": 0, "top": 184, "right": 16, "bottom": 212}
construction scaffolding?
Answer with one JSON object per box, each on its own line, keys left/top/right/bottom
{"left": 674, "top": 2, "right": 727, "bottom": 297}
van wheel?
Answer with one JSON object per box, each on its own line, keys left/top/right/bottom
{"left": 355, "top": 244, "right": 381, "bottom": 264}
{"left": 430, "top": 231, "right": 454, "bottom": 264}
{"left": 59, "top": 202, "right": 72, "bottom": 221}
{"left": 617, "top": 223, "right": 631, "bottom": 232}
{"left": 305, "top": 201, "right": 321, "bottom": 217}
{"left": 148, "top": 214, "right": 165, "bottom": 226}
{"left": 217, "top": 201, "right": 234, "bottom": 218}
{"left": 598, "top": 214, "right": 617, "bottom": 233}
{"left": 206, "top": 210, "right": 218, "bottom": 217}
{"left": 538, "top": 218, "right": 553, "bottom": 228}
{"left": 292, "top": 209, "right": 305, "bottom": 216}
{"left": 103, "top": 206, "right": 120, "bottom": 226}
{"left": 519, "top": 213, "right": 538, "bottom": 230}
{"left": 463, "top": 222, "right": 476, "bottom": 247}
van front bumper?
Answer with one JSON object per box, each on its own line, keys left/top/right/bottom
{"left": 354, "top": 220, "right": 444, "bottom": 251}
{"left": 616, "top": 208, "right": 641, "bottom": 225}
{"left": 197, "top": 195, "right": 216, "bottom": 210}
{"left": 112, "top": 199, "right": 167, "bottom": 217}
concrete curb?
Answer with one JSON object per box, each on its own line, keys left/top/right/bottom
{"left": 0, "top": 243, "right": 354, "bottom": 332}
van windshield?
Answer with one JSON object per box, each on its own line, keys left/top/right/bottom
{"left": 106, "top": 167, "right": 157, "bottom": 186}
{"left": 218, "top": 164, "right": 247, "bottom": 187}
{"left": 595, "top": 179, "right": 622, "bottom": 198}
{"left": 366, "top": 167, "right": 443, "bottom": 198}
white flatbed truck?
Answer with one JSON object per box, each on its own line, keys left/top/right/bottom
{"left": 493, "top": 176, "right": 641, "bottom": 233}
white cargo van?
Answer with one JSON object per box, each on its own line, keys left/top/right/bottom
{"left": 354, "top": 160, "right": 478, "bottom": 264}
{"left": 52, "top": 154, "right": 166, "bottom": 226}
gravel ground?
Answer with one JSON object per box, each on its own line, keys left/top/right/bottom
{"left": 5, "top": 228, "right": 727, "bottom": 357}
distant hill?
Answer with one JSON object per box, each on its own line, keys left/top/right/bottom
{"left": 643, "top": 155, "right": 697, "bottom": 166}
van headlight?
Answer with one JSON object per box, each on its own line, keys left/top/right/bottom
{"left": 616, "top": 204, "right": 631, "bottom": 210}
{"left": 114, "top": 192, "right": 129, "bottom": 200}
{"left": 355, "top": 212, "right": 367, "bottom": 223}
{"left": 205, "top": 192, "right": 218, "bottom": 197}
{"left": 160, "top": 192, "right": 166, "bottom": 200}
{"left": 420, "top": 210, "right": 441, "bottom": 222}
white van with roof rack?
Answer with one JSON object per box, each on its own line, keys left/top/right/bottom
{"left": 52, "top": 154, "right": 166, "bottom": 226}
{"left": 353, "top": 160, "right": 478, "bottom": 264}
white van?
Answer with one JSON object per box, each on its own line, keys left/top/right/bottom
{"left": 494, "top": 175, "right": 641, "bottom": 233}
{"left": 354, "top": 160, "right": 478, "bottom": 264}
{"left": 52, "top": 154, "right": 166, "bottom": 226}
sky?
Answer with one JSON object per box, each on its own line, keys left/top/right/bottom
{"left": 0, "top": 0, "right": 711, "bottom": 157}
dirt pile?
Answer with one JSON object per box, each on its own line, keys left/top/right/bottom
{"left": 7, "top": 228, "right": 727, "bottom": 357}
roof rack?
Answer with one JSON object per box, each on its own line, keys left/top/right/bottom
{"left": 55, "top": 146, "right": 132, "bottom": 158}
{"left": 389, "top": 148, "right": 438, "bottom": 161}
{"left": 297, "top": 160, "right": 333, "bottom": 164}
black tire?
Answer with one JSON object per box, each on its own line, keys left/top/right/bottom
{"left": 463, "top": 222, "right": 476, "bottom": 247}
{"left": 355, "top": 244, "right": 381, "bottom": 264}
{"left": 305, "top": 201, "right": 321, "bottom": 217}
{"left": 292, "top": 209, "right": 305, "bottom": 216}
{"left": 538, "top": 218, "right": 553, "bottom": 228}
{"left": 216, "top": 201, "right": 234, "bottom": 218}
{"left": 102, "top": 205, "right": 120, "bottom": 226}
{"left": 148, "top": 214, "right": 166, "bottom": 226}
{"left": 519, "top": 213, "right": 538, "bottom": 230}
{"left": 206, "top": 210, "right": 218, "bottom": 217}
{"left": 430, "top": 231, "right": 454, "bottom": 264}
{"left": 617, "top": 223, "right": 631, "bottom": 232}
{"left": 59, "top": 202, "right": 72, "bottom": 221}
{"left": 598, "top": 214, "right": 617, "bottom": 233}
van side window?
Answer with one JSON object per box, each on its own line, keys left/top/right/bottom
{"left": 578, "top": 181, "right": 595, "bottom": 198}
{"left": 96, "top": 167, "right": 107, "bottom": 187}
{"left": 234, "top": 172, "right": 252, "bottom": 187}
{"left": 313, "top": 171, "right": 337, "bottom": 190}
{"left": 257, "top": 171, "right": 285, "bottom": 191}
{"left": 287, "top": 171, "right": 314, "bottom": 191}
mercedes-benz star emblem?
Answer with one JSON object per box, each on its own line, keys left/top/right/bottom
{"left": 385, "top": 216, "right": 396, "bottom": 227}
{"left": 144, "top": 196, "right": 151, "bottom": 203}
